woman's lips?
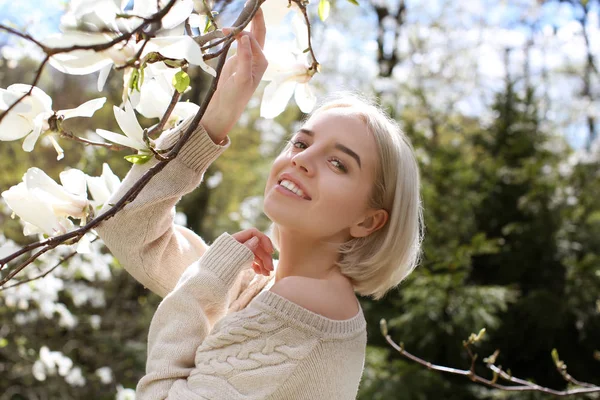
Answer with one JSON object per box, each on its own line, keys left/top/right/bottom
{"left": 275, "top": 183, "right": 311, "bottom": 200}
{"left": 277, "top": 173, "right": 312, "bottom": 199}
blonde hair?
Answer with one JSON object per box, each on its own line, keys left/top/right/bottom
{"left": 270, "top": 91, "right": 424, "bottom": 300}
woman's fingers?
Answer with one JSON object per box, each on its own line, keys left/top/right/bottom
{"left": 234, "top": 228, "right": 275, "bottom": 276}
{"left": 233, "top": 227, "right": 260, "bottom": 243}
{"left": 253, "top": 243, "right": 274, "bottom": 272}
{"left": 248, "top": 242, "right": 273, "bottom": 276}
{"left": 234, "top": 32, "right": 267, "bottom": 84}
{"left": 252, "top": 262, "right": 265, "bottom": 275}
{"left": 250, "top": 7, "right": 266, "bottom": 49}
{"left": 233, "top": 228, "right": 274, "bottom": 253}
{"left": 235, "top": 34, "right": 253, "bottom": 83}
{"left": 255, "top": 230, "right": 274, "bottom": 254}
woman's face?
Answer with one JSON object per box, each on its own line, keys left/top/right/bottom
{"left": 263, "top": 107, "right": 380, "bottom": 243}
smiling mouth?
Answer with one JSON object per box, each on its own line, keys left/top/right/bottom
{"left": 277, "top": 179, "right": 311, "bottom": 200}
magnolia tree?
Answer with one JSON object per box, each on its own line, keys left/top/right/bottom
{"left": 0, "top": 0, "right": 330, "bottom": 392}
{"left": 0, "top": 0, "right": 325, "bottom": 284}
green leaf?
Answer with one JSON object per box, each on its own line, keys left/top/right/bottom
{"left": 318, "top": 0, "right": 330, "bottom": 21}
{"left": 124, "top": 153, "right": 153, "bottom": 164}
{"left": 128, "top": 68, "right": 140, "bottom": 91}
{"left": 172, "top": 70, "right": 191, "bottom": 93}
{"left": 204, "top": 17, "right": 212, "bottom": 34}
{"left": 0, "top": 338, "right": 7, "bottom": 348}
{"left": 346, "top": 0, "right": 359, "bottom": 5}
{"left": 164, "top": 59, "right": 181, "bottom": 68}
{"left": 139, "top": 66, "right": 145, "bottom": 90}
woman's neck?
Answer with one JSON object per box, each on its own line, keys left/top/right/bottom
{"left": 274, "top": 230, "right": 345, "bottom": 282}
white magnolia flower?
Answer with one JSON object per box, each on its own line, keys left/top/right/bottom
{"left": 89, "top": 315, "right": 102, "bottom": 330}
{"left": 0, "top": 84, "right": 106, "bottom": 158}
{"left": 55, "top": 303, "right": 78, "bottom": 329}
{"left": 168, "top": 101, "right": 200, "bottom": 127}
{"left": 147, "top": 35, "right": 216, "bottom": 76}
{"left": 32, "top": 360, "right": 47, "bottom": 381}
{"left": 85, "top": 163, "right": 122, "bottom": 209}
{"left": 1, "top": 168, "right": 89, "bottom": 237}
{"left": 48, "top": 0, "right": 214, "bottom": 91}
{"left": 95, "top": 366, "right": 114, "bottom": 384}
{"left": 96, "top": 101, "right": 148, "bottom": 150}
{"left": 132, "top": 62, "right": 180, "bottom": 119}
{"left": 61, "top": 0, "right": 124, "bottom": 32}
{"left": 39, "top": 346, "right": 74, "bottom": 377}
{"left": 262, "top": 0, "right": 301, "bottom": 26}
{"left": 260, "top": 14, "right": 316, "bottom": 118}
{"left": 116, "top": 384, "right": 136, "bottom": 400}
{"left": 133, "top": 0, "right": 194, "bottom": 30}
{"left": 65, "top": 366, "right": 86, "bottom": 387}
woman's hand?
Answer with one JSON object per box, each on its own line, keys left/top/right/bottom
{"left": 232, "top": 227, "right": 275, "bottom": 276}
{"left": 201, "top": 7, "right": 268, "bottom": 144}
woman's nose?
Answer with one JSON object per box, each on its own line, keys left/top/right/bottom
{"left": 291, "top": 153, "right": 313, "bottom": 175}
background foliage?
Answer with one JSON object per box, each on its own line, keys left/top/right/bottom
{"left": 1, "top": 0, "right": 599, "bottom": 398}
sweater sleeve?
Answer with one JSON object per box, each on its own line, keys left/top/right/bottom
{"left": 136, "top": 232, "right": 255, "bottom": 400}
{"left": 94, "top": 119, "right": 229, "bottom": 297}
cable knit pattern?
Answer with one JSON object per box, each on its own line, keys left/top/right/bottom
{"left": 94, "top": 121, "right": 368, "bottom": 399}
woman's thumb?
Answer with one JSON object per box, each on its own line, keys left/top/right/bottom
{"left": 245, "top": 236, "right": 259, "bottom": 250}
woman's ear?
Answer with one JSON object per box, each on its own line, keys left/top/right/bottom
{"left": 349, "top": 208, "right": 389, "bottom": 238}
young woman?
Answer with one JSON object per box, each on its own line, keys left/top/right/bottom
{"left": 96, "top": 7, "right": 423, "bottom": 400}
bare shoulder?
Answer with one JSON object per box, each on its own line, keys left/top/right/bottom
{"left": 269, "top": 276, "right": 360, "bottom": 320}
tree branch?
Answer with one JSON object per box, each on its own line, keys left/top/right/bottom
{"left": 58, "top": 128, "right": 124, "bottom": 151}
{"left": 0, "top": 0, "right": 180, "bottom": 125}
{"left": 0, "top": 0, "right": 266, "bottom": 286}
{"left": 380, "top": 319, "right": 600, "bottom": 397}
{"left": 0, "top": 237, "right": 99, "bottom": 291}
{"left": 291, "top": 0, "right": 320, "bottom": 74}
{"left": 0, "top": 55, "right": 49, "bottom": 124}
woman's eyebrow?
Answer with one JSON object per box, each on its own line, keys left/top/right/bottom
{"left": 297, "top": 128, "right": 362, "bottom": 169}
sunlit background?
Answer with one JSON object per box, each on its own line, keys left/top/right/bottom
{"left": 0, "top": 0, "right": 599, "bottom": 398}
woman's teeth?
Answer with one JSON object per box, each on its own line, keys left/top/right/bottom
{"left": 280, "top": 179, "right": 306, "bottom": 198}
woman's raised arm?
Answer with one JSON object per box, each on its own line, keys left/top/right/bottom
{"left": 94, "top": 9, "right": 268, "bottom": 298}
{"left": 95, "top": 120, "right": 230, "bottom": 297}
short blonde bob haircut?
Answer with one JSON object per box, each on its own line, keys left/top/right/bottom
{"left": 270, "top": 91, "right": 424, "bottom": 300}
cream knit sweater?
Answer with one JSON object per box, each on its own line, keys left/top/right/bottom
{"left": 95, "top": 120, "right": 367, "bottom": 399}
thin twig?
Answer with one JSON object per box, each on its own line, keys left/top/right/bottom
{"left": 201, "top": 0, "right": 262, "bottom": 51}
{"left": 0, "top": 25, "right": 48, "bottom": 50}
{"left": 59, "top": 129, "right": 124, "bottom": 151}
{"left": 380, "top": 319, "right": 600, "bottom": 397}
{"left": 291, "top": 0, "right": 320, "bottom": 73}
{"left": 146, "top": 90, "right": 182, "bottom": 137}
{"left": 1, "top": 243, "right": 64, "bottom": 284}
{"left": 0, "top": 237, "right": 99, "bottom": 291}
{"left": 196, "top": 29, "right": 228, "bottom": 48}
{"left": 203, "top": 0, "right": 219, "bottom": 31}
{"left": 0, "top": 55, "right": 49, "bottom": 125}
{"left": 204, "top": 39, "right": 236, "bottom": 60}
{"left": 114, "top": 37, "right": 151, "bottom": 70}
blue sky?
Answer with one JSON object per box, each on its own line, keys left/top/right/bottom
{"left": 0, "top": 0, "right": 65, "bottom": 37}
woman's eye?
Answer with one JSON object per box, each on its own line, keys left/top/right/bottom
{"left": 330, "top": 158, "right": 348, "bottom": 173}
{"left": 290, "top": 140, "right": 307, "bottom": 149}
{"left": 288, "top": 140, "right": 347, "bottom": 173}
